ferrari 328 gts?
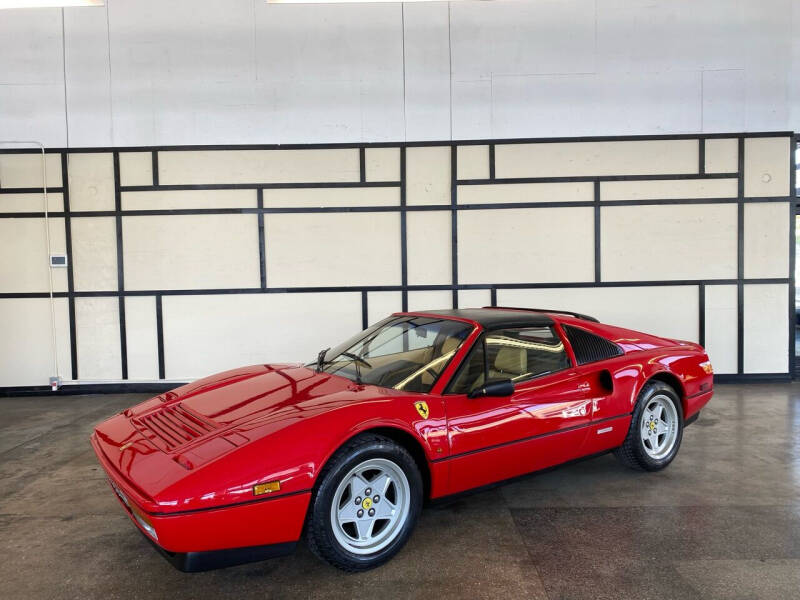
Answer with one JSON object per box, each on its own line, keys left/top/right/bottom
{"left": 91, "top": 307, "right": 713, "bottom": 572}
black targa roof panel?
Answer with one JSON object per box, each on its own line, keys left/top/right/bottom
{"left": 411, "top": 308, "right": 555, "bottom": 330}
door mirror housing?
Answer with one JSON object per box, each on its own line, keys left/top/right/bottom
{"left": 468, "top": 378, "right": 515, "bottom": 399}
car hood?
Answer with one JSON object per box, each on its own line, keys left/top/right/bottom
{"left": 92, "top": 364, "right": 367, "bottom": 510}
{"left": 137, "top": 363, "right": 354, "bottom": 428}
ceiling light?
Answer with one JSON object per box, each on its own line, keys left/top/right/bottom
{"left": 0, "top": 0, "right": 103, "bottom": 9}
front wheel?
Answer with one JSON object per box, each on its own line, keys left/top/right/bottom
{"left": 306, "top": 434, "right": 422, "bottom": 571}
{"left": 614, "top": 380, "right": 683, "bottom": 471}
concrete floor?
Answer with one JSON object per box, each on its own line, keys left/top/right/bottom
{"left": 1, "top": 384, "right": 800, "bottom": 599}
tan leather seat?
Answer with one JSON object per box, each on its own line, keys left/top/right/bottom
{"left": 490, "top": 346, "right": 527, "bottom": 379}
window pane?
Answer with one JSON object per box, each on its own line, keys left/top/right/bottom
{"left": 320, "top": 317, "right": 472, "bottom": 393}
{"left": 486, "top": 327, "right": 570, "bottom": 382}
{"left": 447, "top": 338, "right": 486, "bottom": 395}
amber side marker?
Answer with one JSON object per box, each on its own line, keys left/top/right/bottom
{"left": 253, "top": 481, "right": 281, "bottom": 496}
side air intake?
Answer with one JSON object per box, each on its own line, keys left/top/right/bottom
{"left": 563, "top": 324, "right": 624, "bottom": 365}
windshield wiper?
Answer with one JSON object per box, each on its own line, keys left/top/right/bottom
{"left": 340, "top": 351, "right": 372, "bottom": 385}
{"left": 316, "top": 347, "right": 330, "bottom": 373}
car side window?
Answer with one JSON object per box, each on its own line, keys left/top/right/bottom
{"left": 486, "top": 327, "right": 570, "bottom": 383}
{"left": 447, "top": 338, "right": 486, "bottom": 395}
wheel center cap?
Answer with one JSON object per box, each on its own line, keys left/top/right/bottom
{"left": 362, "top": 497, "right": 373, "bottom": 510}
{"left": 649, "top": 421, "right": 656, "bottom": 432}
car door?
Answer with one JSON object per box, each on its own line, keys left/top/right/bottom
{"left": 442, "top": 325, "right": 593, "bottom": 495}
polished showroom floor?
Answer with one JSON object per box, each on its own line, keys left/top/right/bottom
{"left": 1, "top": 384, "right": 799, "bottom": 600}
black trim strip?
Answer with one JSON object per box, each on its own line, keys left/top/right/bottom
{"left": 0, "top": 277, "right": 790, "bottom": 300}
{"left": 594, "top": 179, "right": 601, "bottom": 282}
{"left": 113, "top": 152, "right": 128, "bottom": 380}
{"left": 431, "top": 412, "right": 633, "bottom": 463}
{"left": 151, "top": 151, "right": 159, "bottom": 186}
{"left": 257, "top": 189, "right": 266, "bottom": 289}
{"left": 451, "top": 145, "right": 458, "bottom": 308}
{"left": 737, "top": 136, "right": 745, "bottom": 375}
{"left": 400, "top": 147, "right": 408, "bottom": 312}
{"left": 156, "top": 295, "right": 165, "bottom": 379}
{"left": 0, "top": 196, "right": 791, "bottom": 220}
{"left": 0, "top": 131, "right": 789, "bottom": 154}
{"left": 61, "top": 153, "right": 78, "bottom": 380}
{"left": 149, "top": 488, "right": 312, "bottom": 517}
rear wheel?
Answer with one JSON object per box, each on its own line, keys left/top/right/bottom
{"left": 614, "top": 380, "right": 683, "bottom": 471}
{"left": 306, "top": 434, "right": 422, "bottom": 571}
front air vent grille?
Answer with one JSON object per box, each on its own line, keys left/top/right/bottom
{"left": 133, "top": 404, "right": 219, "bottom": 452}
{"left": 563, "top": 324, "right": 624, "bottom": 366}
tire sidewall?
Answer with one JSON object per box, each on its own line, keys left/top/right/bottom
{"left": 631, "top": 382, "right": 684, "bottom": 470}
{"left": 311, "top": 439, "right": 422, "bottom": 570}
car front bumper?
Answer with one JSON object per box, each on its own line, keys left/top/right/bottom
{"left": 91, "top": 434, "right": 310, "bottom": 571}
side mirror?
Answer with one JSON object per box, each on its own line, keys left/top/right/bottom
{"left": 468, "top": 378, "right": 515, "bottom": 399}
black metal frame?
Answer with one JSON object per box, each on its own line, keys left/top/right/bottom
{"left": 0, "top": 131, "right": 794, "bottom": 394}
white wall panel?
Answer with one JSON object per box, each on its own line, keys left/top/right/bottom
{"left": 407, "top": 211, "right": 452, "bottom": 285}
{"left": 365, "top": 148, "right": 400, "bottom": 182}
{"left": 450, "top": 80, "right": 492, "bottom": 140}
{"left": 491, "top": 70, "right": 702, "bottom": 138}
{"left": 159, "top": 149, "right": 360, "bottom": 185}
{"left": 743, "top": 284, "right": 789, "bottom": 373}
{"left": 122, "top": 189, "right": 257, "bottom": 211}
{"left": 253, "top": 3, "right": 404, "bottom": 144}
{"left": 124, "top": 296, "right": 159, "bottom": 381}
{"left": 71, "top": 217, "right": 117, "bottom": 292}
{"left": 406, "top": 147, "right": 451, "bottom": 205}
{"left": 4, "top": 1, "right": 800, "bottom": 146}
{"left": 495, "top": 140, "right": 699, "bottom": 179}
{"left": 264, "top": 213, "right": 401, "bottom": 287}
{"left": 162, "top": 292, "right": 362, "bottom": 379}
{"left": 0, "top": 218, "right": 67, "bottom": 293}
{"left": 458, "top": 289, "right": 492, "bottom": 309}
{"left": 458, "top": 207, "right": 594, "bottom": 284}
{"left": 263, "top": 187, "right": 399, "bottom": 208}
{"left": 119, "top": 152, "right": 153, "bottom": 187}
{"left": 744, "top": 137, "right": 791, "bottom": 198}
{"left": 402, "top": 3, "right": 451, "bottom": 141}
{"left": 743, "top": 203, "right": 791, "bottom": 279}
{"left": 0, "top": 298, "right": 71, "bottom": 387}
{"left": 704, "top": 138, "right": 739, "bottom": 174}
{"left": 368, "top": 291, "right": 403, "bottom": 326}
{"left": 601, "top": 204, "right": 737, "bottom": 281}
{"left": 704, "top": 284, "right": 738, "bottom": 375}
{"left": 407, "top": 290, "right": 453, "bottom": 312}
{"left": 497, "top": 286, "right": 700, "bottom": 344}
{"left": 0, "top": 193, "right": 63, "bottom": 213}
{"left": 67, "top": 153, "right": 115, "bottom": 212}
{"left": 123, "top": 215, "right": 260, "bottom": 290}
{"left": 459, "top": 182, "right": 592, "bottom": 205}
{"left": 0, "top": 154, "right": 62, "bottom": 189}
{"left": 0, "top": 9, "right": 66, "bottom": 147}
{"left": 701, "top": 70, "right": 745, "bottom": 133}
{"left": 63, "top": 6, "right": 113, "bottom": 147}
{"left": 75, "top": 297, "right": 121, "bottom": 380}
{"left": 600, "top": 178, "right": 738, "bottom": 201}
{"left": 456, "top": 146, "right": 490, "bottom": 180}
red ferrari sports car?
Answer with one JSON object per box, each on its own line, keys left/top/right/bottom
{"left": 91, "top": 307, "right": 713, "bottom": 572}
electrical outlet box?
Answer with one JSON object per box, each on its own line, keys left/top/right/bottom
{"left": 50, "top": 254, "right": 67, "bottom": 268}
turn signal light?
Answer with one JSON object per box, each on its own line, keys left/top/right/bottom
{"left": 253, "top": 480, "right": 281, "bottom": 496}
{"left": 700, "top": 361, "right": 713, "bottom": 375}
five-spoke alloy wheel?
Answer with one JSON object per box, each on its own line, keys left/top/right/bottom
{"left": 614, "top": 380, "right": 684, "bottom": 471}
{"left": 307, "top": 434, "right": 422, "bottom": 571}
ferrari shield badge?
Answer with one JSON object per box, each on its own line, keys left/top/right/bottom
{"left": 414, "top": 401, "right": 429, "bottom": 419}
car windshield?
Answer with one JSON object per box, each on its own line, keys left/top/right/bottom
{"left": 314, "top": 316, "right": 473, "bottom": 393}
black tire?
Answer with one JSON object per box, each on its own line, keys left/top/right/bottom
{"left": 614, "top": 380, "right": 684, "bottom": 471}
{"left": 306, "top": 434, "right": 423, "bottom": 572}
